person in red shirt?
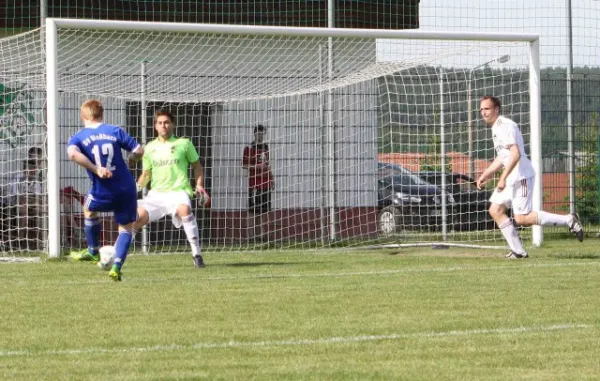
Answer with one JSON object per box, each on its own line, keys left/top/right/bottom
{"left": 242, "top": 124, "right": 274, "bottom": 241}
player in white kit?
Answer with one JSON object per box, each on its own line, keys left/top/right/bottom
{"left": 476, "top": 96, "right": 583, "bottom": 259}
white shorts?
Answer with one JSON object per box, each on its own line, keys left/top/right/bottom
{"left": 489, "top": 177, "right": 534, "bottom": 215}
{"left": 138, "top": 190, "right": 192, "bottom": 228}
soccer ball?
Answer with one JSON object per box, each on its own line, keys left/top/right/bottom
{"left": 97, "top": 245, "right": 115, "bottom": 271}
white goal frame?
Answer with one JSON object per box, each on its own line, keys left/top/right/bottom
{"left": 45, "top": 18, "right": 542, "bottom": 258}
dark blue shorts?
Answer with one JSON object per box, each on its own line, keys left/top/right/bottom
{"left": 84, "top": 193, "right": 138, "bottom": 225}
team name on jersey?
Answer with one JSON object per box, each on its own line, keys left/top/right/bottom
{"left": 152, "top": 158, "right": 179, "bottom": 167}
{"left": 81, "top": 133, "right": 118, "bottom": 146}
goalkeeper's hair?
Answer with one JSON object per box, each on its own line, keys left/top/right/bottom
{"left": 154, "top": 109, "right": 175, "bottom": 125}
{"left": 480, "top": 95, "right": 502, "bottom": 112}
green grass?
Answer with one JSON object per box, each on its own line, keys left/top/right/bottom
{"left": 2, "top": 239, "right": 600, "bottom": 380}
{"left": 0, "top": 28, "right": 34, "bottom": 38}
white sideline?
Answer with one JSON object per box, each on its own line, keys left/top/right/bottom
{"left": 0, "top": 324, "right": 589, "bottom": 358}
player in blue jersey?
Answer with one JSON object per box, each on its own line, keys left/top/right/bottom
{"left": 68, "top": 99, "right": 144, "bottom": 281}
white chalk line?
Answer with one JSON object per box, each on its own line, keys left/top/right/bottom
{"left": 3, "top": 261, "right": 600, "bottom": 287}
{"left": 58, "top": 260, "right": 600, "bottom": 284}
{"left": 201, "top": 261, "right": 600, "bottom": 281}
{"left": 0, "top": 323, "right": 590, "bottom": 358}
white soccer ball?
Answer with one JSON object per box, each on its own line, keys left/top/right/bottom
{"left": 97, "top": 245, "right": 115, "bottom": 271}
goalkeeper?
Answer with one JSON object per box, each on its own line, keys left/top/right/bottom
{"left": 132, "top": 110, "right": 208, "bottom": 268}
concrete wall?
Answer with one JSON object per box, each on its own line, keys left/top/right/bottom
{"left": 211, "top": 81, "right": 378, "bottom": 211}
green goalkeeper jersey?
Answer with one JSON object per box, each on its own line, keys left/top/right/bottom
{"left": 142, "top": 136, "right": 200, "bottom": 196}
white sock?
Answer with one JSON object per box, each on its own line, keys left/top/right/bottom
{"left": 498, "top": 218, "right": 526, "bottom": 254}
{"left": 182, "top": 214, "right": 201, "bottom": 257}
{"left": 536, "top": 211, "right": 571, "bottom": 227}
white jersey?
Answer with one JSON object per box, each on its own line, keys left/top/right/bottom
{"left": 491, "top": 116, "right": 535, "bottom": 184}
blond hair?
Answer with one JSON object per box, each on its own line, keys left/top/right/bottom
{"left": 80, "top": 99, "right": 104, "bottom": 122}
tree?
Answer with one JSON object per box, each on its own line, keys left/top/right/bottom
{"left": 570, "top": 112, "right": 599, "bottom": 223}
{"left": 420, "top": 134, "right": 452, "bottom": 172}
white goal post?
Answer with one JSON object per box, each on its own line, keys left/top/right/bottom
{"left": 43, "top": 18, "right": 542, "bottom": 258}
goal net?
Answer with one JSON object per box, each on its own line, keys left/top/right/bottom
{"left": 0, "top": 30, "right": 47, "bottom": 257}
{"left": 2, "top": 20, "right": 542, "bottom": 258}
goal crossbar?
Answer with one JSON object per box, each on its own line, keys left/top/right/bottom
{"left": 47, "top": 18, "right": 540, "bottom": 42}
{"left": 44, "top": 18, "right": 542, "bottom": 258}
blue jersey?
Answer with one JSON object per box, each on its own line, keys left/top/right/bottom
{"left": 67, "top": 123, "right": 140, "bottom": 201}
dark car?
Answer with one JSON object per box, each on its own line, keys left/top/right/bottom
{"left": 415, "top": 171, "right": 495, "bottom": 231}
{"left": 376, "top": 163, "right": 455, "bottom": 235}
{"left": 377, "top": 161, "right": 411, "bottom": 179}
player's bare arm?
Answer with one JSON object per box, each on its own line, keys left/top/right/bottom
{"left": 67, "top": 145, "right": 112, "bottom": 179}
{"left": 136, "top": 169, "right": 151, "bottom": 191}
{"left": 476, "top": 156, "right": 503, "bottom": 190}
{"left": 496, "top": 144, "right": 521, "bottom": 191}
{"left": 128, "top": 145, "right": 145, "bottom": 166}
{"left": 191, "top": 160, "right": 206, "bottom": 194}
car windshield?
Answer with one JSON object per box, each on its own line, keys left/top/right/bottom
{"left": 384, "top": 174, "right": 431, "bottom": 187}
{"left": 377, "top": 162, "right": 415, "bottom": 178}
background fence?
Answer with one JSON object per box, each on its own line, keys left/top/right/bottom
{"left": 1, "top": 0, "right": 599, "bottom": 239}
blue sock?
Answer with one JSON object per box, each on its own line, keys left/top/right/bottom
{"left": 113, "top": 231, "right": 132, "bottom": 270}
{"left": 84, "top": 217, "right": 101, "bottom": 255}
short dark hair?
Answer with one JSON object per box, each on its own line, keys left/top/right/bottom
{"left": 28, "top": 146, "right": 43, "bottom": 157}
{"left": 154, "top": 110, "right": 175, "bottom": 125}
{"left": 254, "top": 124, "right": 266, "bottom": 133}
{"left": 480, "top": 96, "right": 502, "bottom": 111}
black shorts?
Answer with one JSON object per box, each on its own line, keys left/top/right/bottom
{"left": 248, "top": 189, "right": 271, "bottom": 213}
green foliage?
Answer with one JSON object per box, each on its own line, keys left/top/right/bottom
{"left": 420, "top": 133, "right": 453, "bottom": 172}
{"left": 377, "top": 67, "right": 600, "bottom": 156}
{"left": 571, "top": 112, "right": 600, "bottom": 222}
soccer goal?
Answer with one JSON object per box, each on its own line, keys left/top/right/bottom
{"left": 28, "top": 19, "right": 542, "bottom": 257}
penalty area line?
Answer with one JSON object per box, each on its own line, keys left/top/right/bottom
{"left": 44, "top": 260, "right": 600, "bottom": 285}
{"left": 0, "top": 323, "right": 590, "bottom": 358}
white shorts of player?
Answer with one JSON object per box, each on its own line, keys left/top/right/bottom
{"left": 489, "top": 177, "right": 534, "bottom": 216}
{"left": 138, "top": 190, "right": 192, "bottom": 228}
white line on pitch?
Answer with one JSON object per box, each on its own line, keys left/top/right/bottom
{"left": 0, "top": 324, "right": 591, "bottom": 358}
{"left": 202, "top": 261, "right": 600, "bottom": 281}
{"left": 7, "top": 260, "right": 599, "bottom": 286}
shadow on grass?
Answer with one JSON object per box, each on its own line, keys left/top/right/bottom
{"left": 220, "top": 261, "right": 323, "bottom": 268}
{"left": 548, "top": 253, "right": 600, "bottom": 260}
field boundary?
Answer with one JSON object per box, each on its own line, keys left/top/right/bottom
{"left": 0, "top": 324, "right": 590, "bottom": 358}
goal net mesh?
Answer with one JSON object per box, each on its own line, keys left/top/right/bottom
{"left": 0, "top": 27, "right": 532, "bottom": 256}
{"left": 0, "top": 30, "right": 47, "bottom": 256}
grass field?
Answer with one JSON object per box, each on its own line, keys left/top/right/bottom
{"left": 1, "top": 238, "right": 600, "bottom": 380}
